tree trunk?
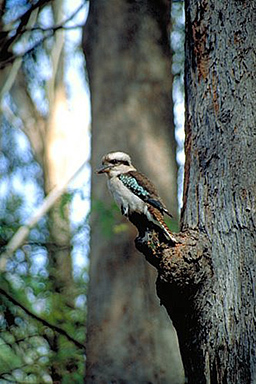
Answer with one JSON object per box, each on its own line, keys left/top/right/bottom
{"left": 83, "top": 1, "right": 184, "bottom": 383}
{"left": 132, "top": 1, "right": 256, "bottom": 383}
{"left": 182, "top": 1, "right": 256, "bottom": 381}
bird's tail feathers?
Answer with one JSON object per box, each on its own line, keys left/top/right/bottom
{"left": 147, "top": 198, "right": 173, "bottom": 218}
{"left": 148, "top": 206, "right": 177, "bottom": 243}
{"left": 162, "top": 207, "right": 173, "bottom": 218}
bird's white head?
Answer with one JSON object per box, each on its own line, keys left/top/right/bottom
{"left": 97, "top": 151, "right": 136, "bottom": 177}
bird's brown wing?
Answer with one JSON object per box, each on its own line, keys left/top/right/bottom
{"left": 123, "top": 171, "right": 173, "bottom": 217}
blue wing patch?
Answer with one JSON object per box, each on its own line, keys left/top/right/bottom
{"left": 119, "top": 174, "right": 150, "bottom": 198}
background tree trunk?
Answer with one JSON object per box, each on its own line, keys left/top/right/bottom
{"left": 133, "top": 1, "right": 256, "bottom": 383}
{"left": 44, "top": 3, "right": 74, "bottom": 298}
{"left": 83, "top": 1, "right": 184, "bottom": 383}
{"left": 6, "top": 1, "right": 75, "bottom": 296}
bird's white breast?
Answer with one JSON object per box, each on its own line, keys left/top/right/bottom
{"left": 107, "top": 176, "right": 147, "bottom": 215}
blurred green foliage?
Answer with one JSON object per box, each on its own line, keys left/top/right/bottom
{"left": 92, "top": 199, "right": 126, "bottom": 238}
{"left": 0, "top": 54, "right": 88, "bottom": 384}
{"left": 0, "top": 234, "right": 87, "bottom": 383}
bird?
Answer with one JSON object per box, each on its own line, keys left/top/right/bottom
{"left": 97, "top": 151, "right": 177, "bottom": 243}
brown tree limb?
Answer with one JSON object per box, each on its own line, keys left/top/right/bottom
{"left": 0, "top": 0, "right": 52, "bottom": 59}
{"left": 129, "top": 212, "right": 213, "bottom": 382}
{"left": 0, "top": 287, "right": 85, "bottom": 350}
{"left": 15, "top": 2, "right": 86, "bottom": 34}
{"left": 0, "top": 2, "right": 86, "bottom": 69}
{"left": 0, "top": 24, "right": 86, "bottom": 70}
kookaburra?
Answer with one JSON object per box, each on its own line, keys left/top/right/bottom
{"left": 97, "top": 151, "right": 177, "bottom": 243}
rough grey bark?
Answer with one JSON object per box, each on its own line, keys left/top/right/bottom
{"left": 131, "top": 1, "right": 256, "bottom": 383}
{"left": 83, "top": 0, "right": 184, "bottom": 383}
{"left": 182, "top": 1, "right": 256, "bottom": 382}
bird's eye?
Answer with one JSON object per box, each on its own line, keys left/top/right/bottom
{"left": 110, "top": 159, "right": 118, "bottom": 164}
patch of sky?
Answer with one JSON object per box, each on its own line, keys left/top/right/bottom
{"left": 171, "top": 1, "right": 185, "bottom": 208}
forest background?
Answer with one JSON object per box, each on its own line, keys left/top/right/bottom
{"left": 0, "top": 1, "right": 185, "bottom": 383}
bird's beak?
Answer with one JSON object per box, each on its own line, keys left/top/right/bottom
{"left": 96, "top": 164, "right": 112, "bottom": 174}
